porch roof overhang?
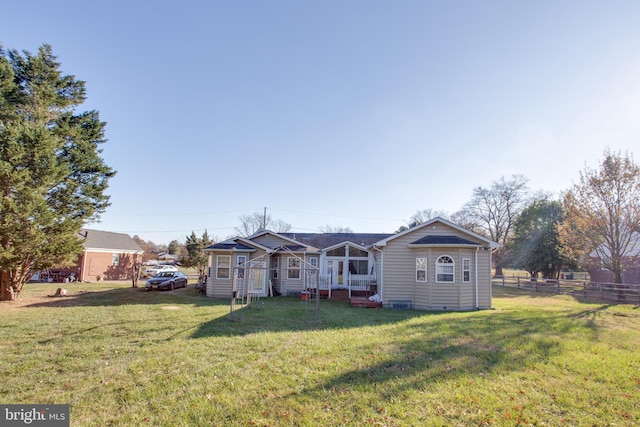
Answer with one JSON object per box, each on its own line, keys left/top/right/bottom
{"left": 407, "top": 235, "right": 482, "bottom": 248}
{"left": 272, "top": 244, "right": 310, "bottom": 254}
{"left": 322, "top": 241, "right": 370, "bottom": 253}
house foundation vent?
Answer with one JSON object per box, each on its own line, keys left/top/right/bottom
{"left": 389, "top": 300, "right": 412, "bottom": 310}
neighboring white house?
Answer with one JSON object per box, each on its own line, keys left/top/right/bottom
{"left": 203, "top": 217, "right": 500, "bottom": 311}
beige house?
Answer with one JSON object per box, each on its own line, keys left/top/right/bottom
{"left": 203, "top": 217, "right": 500, "bottom": 311}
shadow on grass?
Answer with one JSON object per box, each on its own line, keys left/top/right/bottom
{"left": 17, "top": 283, "right": 622, "bottom": 350}
{"left": 493, "top": 284, "right": 640, "bottom": 309}
{"left": 281, "top": 310, "right": 575, "bottom": 404}
{"left": 189, "top": 297, "right": 432, "bottom": 338}
{"left": 20, "top": 282, "right": 219, "bottom": 309}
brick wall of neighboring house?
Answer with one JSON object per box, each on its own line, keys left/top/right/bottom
{"left": 589, "top": 257, "right": 640, "bottom": 284}
{"left": 79, "top": 251, "right": 142, "bottom": 282}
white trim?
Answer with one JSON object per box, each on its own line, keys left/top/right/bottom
{"left": 416, "top": 257, "right": 427, "bottom": 283}
{"left": 373, "top": 217, "right": 501, "bottom": 249}
{"left": 435, "top": 254, "right": 455, "bottom": 283}
{"left": 462, "top": 258, "right": 471, "bottom": 283}
{"left": 474, "top": 247, "right": 479, "bottom": 309}
{"left": 216, "top": 255, "right": 232, "bottom": 279}
{"left": 323, "top": 241, "right": 369, "bottom": 253}
{"left": 287, "top": 256, "right": 301, "bottom": 279}
{"left": 236, "top": 255, "right": 247, "bottom": 279}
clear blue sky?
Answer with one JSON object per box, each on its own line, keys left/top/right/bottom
{"left": 3, "top": 1, "right": 639, "bottom": 244}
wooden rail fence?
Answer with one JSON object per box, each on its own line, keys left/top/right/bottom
{"left": 493, "top": 276, "right": 640, "bottom": 305}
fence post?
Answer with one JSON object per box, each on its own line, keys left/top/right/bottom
{"left": 517, "top": 277, "right": 520, "bottom": 288}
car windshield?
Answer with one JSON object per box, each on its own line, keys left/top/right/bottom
{"left": 157, "top": 271, "right": 174, "bottom": 277}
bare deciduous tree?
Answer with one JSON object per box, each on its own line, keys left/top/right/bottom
{"left": 457, "top": 175, "right": 529, "bottom": 276}
{"left": 319, "top": 225, "right": 354, "bottom": 233}
{"left": 235, "top": 212, "right": 292, "bottom": 237}
{"left": 396, "top": 209, "right": 449, "bottom": 233}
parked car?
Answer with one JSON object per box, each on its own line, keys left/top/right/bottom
{"left": 145, "top": 271, "right": 188, "bottom": 291}
{"left": 144, "top": 264, "right": 178, "bottom": 277}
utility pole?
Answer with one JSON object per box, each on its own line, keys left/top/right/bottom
{"left": 263, "top": 207, "right": 267, "bottom": 229}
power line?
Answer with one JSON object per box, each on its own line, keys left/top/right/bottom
{"left": 103, "top": 208, "right": 263, "bottom": 217}
{"left": 267, "top": 207, "right": 404, "bottom": 222}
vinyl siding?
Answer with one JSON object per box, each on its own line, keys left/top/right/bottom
{"left": 206, "top": 250, "right": 268, "bottom": 298}
{"left": 253, "top": 234, "right": 295, "bottom": 249}
{"left": 381, "top": 222, "right": 493, "bottom": 311}
{"left": 279, "top": 254, "right": 309, "bottom": 296}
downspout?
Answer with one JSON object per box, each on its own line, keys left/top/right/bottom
{"left": 475, "top": 246, "right": 479, "bottom": 309}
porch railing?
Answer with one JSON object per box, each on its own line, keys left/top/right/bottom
{"left": 312, "top": 273, "right": 376, "bottom": 298}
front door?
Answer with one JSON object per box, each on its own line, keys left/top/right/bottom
{"left": 248, "top": 260, "right": 267, "bottom": 296}
{"left": 327, "top": 259, "right": 345, "bottom": 287}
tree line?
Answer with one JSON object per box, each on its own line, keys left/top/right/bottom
{"left": 397, "top": 150, "right": 640, "bottom": 282}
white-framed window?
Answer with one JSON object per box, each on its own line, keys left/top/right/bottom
{"left": 236, "top": 255, "right": 246, "bottom": 279}
{"left": 112, "top": 253, "right": 120, "bottom": 266}
{"left": 309, "top": 257, "right": 319, "bottom": 268}
{"left": 287, "top": 257, "right": 301, "bottom": 279}
{"left": 462, "top": 258, "right": 471, "bottom": 283}
{"left": 308, "top": 257, "right": 319, "bottom": 278}
{"left": 216, "top": 255, "right": 231, "bottom": 279}
{"left": 271, "top": 257, "right": 279, "bottom": 279}
{"left": 436, "top": 255, "right": 455, "bottom": 283}
{"left": 416, "top": 257, "right": 427, "bottom": 282}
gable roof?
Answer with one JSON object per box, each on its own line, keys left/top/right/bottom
{"left": 80, "top": 229, "right": 143, "bottom": 252}
{"left": 205, "top": 241, "right": 255, "bottom": 252}
{"left": 409, "top": 235, "right": 481, "bottom": 246}
{"left": 249, "top": 229, "right": 310, "bottom": 248}
{"left": 204, "top": 237, "right": 269, "bottom": 253}
{"left": 373, "top": 217, "right": 501, "bottom": 248}
{"left": 280, "top": 233, "right": 392, "bottom": 250}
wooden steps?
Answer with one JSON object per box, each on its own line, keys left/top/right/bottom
{"left": 349, "top": 297, "right": 383, "bottom": 308}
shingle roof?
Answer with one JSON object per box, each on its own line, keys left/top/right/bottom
{"left": 81, "top": 229, "right": 143, "bottom": 252}
{"left": 410, "top": 235, "right": 481, "bottom": 246}
{"left": 273, "top": 245, "right": 307, "bottom": 252}
{"left": 206, "top": 241, "right": 255, "bottom": 251}
{"left": 280, "top": 233, "right": 393, "bottom": 250}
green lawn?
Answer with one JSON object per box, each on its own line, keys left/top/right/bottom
{"left": 1, "top": 282, "right": 639, "bottom": 426}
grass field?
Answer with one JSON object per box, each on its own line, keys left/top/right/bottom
{"left": 1, "top": 282, "right": 639, "bottom": 426}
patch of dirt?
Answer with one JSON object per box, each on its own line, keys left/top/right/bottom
{"left": 161, "top": 305, "right": 181, "bottom": 310}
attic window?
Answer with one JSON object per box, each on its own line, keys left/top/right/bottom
{"left": 327, "top": 247, "right": 346, "bottom": 257}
